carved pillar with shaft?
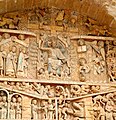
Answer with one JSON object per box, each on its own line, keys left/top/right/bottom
{"left": 55, "top": 98, "right": 58, "bottom": 120}
{"left": 22, "top": 95, "right": 32, "bottom": 119}
{"left": 84, "top": 97, "right": 93, "bottom": 120}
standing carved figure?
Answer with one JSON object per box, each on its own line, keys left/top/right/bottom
{"left": 31, "top": 99, "right": 38, "bottom": 119}
{"left": 105, "top": 100, "right": 114, "bottom": 120}
{"left": 0, "top": 46, "right": 6, "bottom": 76}
{"left": 10, "top": 97, "right": 17, "bottom": 119}
{"left": 17, "top": 48, "right": 28, "bottom": 77}
{"left": 41, "top": 100, "right": 48, "bottom": 120}
{"left": 16, "top": 97, "right": 22, "bottom": 119}
{"left": 97, "top": 41, "right": 105, "bottom": 61}
{"left": 48, "top": 99, "right": 54, "bottom": 120}
{"left": 58, "top": 98, "right": 65, "bottom": 120}
{"left": 91, "top": 41, "right": 105, "bottom": 75}
{"left": 6, "top": 46, "right": 17, "bottom": 77}
{"left": 1, "top": 96, "right": 8, "bottom": 119}
{"left": 79, "top": 58, "right": 90, "bottom": 82}
{"left": 1, "top": 33, "right": 11, "bottom": 52}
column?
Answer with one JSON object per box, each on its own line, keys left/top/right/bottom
{"left": 84, "top": 97, "right": 94, "bottom": 120}
{"left": 22, "top": 95, "right": 32, "bottom": 120}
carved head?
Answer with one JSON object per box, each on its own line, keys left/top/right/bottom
{"left": 22, "top": 48, "right": 27, "bottom": 54}
{"left": 78, "top": 39, "right": 85, "bottom": 46}
{"left": 98, "top": 41, "right": 104, "bottom": 47}
{"left": 38, "top": 68, "right": 45, "bottom": 74}
{"left": 16, "top": 82, "right": 20, "bottom": 86}
{"left": 47, "top": 39, "right": 52, "bottom": 47}
{"left": 92, "top": 41, "right": 97, "bottom": 45}
{"left": 79, "top": 58, "right": 87, "bottom": 65}
{"left": 18, "top": 34, "right": 25, "bottom": 40}
{"left": 70, "top": 18, "right": 76, "bottom": 24}
{"left": 22, "top": 82, "right": 26, "bottom": 86}
{"left": 3, "top": 81, "right": 7, "bottom": 86}
{"left": 46, "top": 85, "right": 51, "bottom": 89}
{"left": 10, "top": 82, "right": 15, "bottom": 86}
{"left": 0, "top": 91, "right": 5, "bottom": 96}
{"left": 2, "top": 33, "right": 10, "bottom": 39}
{"left": 40, "top": 32, "right": 44, "bottom": 36}
{"left": 11, "top": 46, "right": 17, "bottom": 53}
{"left": 113, "top": 41, "right": 116, "bottom": 46}
{"left": 12, "top": 97, "right": 16, "bottom": 103}
{"left": 17, "top": 97, "right": 22, "bottom": 103}
{"left": 32, "top": 99, "right": 37, "bottom": 105}
{"left": 2, "top": 96, "right": 7, "bottom": 102}
{"left": 52, "top": 40, "right": 57, "bottom": 48}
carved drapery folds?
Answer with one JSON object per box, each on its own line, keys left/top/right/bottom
{"left": 0, "top": 33, "right": 36, "bottom": 78}
{"left": 0, "top": 90, "right": 8, "bottom": 119}
{"left": 77, "top": 39, "right": 107, "bottom": 82}
{"left": 10, "top": 94, "right": 22, "bottom": 119}
{"left": 106, "top": 41, "right": 116, "bottom": 82}
{"left": 0, "top": 90, "right": 22, "bottom": 119}
{"left": 0, "top": 31, "right": 115, "bottom": 82}
{"left": 0, "top": 85, "right": 115, "bottom": 120}
{"left": 0, "top": 7, "right": 115, "bottom": 82}
{"left": 30, "top": 98, "right": 85, "bottom": 120}
{"left": 37, "top": 34, "right": 71, "bottom": 80}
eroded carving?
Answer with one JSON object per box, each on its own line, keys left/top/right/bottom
{"left": 0, "top": 91, "right": 8, "bottom": 119}
{"left": 0, "top": 6, "right": 115, "bottom": 120}
{"left": 106, "top": 41, "right": 116, "bottom": 82}
{"left": 92, "top": 92, "right": 116, "bottom": 120}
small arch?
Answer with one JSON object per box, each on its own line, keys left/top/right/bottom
{"left": 10, "top": 93, "right": 22, "bottom": 119}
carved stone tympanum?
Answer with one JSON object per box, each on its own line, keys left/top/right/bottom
{"left": 0, "top": 4, "right": 115, "bottom": 120}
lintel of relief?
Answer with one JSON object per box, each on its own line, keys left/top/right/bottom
{"left": 0, "top": 78, "right": 116, "bottom": 86}
{"left": 71, "top": 35, "right": 116, "bottom": 41}
{"left": 0, "top": 28, "right": 36, "bottom": 37}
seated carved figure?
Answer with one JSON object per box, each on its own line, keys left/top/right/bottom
{"left": 40, "top": 37, "right": 66, "bottom": 77}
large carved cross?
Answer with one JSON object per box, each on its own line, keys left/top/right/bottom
{"left": 40, "top": 24, "right": 63, "bottom": 34}
{"left": 40, "top": 17, "right": 64, "bottom": 34}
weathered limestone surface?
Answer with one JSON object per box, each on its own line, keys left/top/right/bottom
{"left": 0, "top": 6, "right": 115, "bottom": 120}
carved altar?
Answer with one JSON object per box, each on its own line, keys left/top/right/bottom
{"left": 0, "top": 7, "right": 115, "bottom": 120}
